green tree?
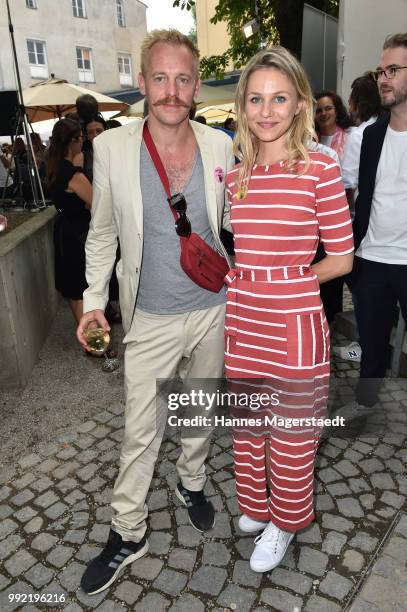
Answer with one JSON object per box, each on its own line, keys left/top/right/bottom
{"left": 173, "top": 0, "right": 339, "bottom": 78}
{"left": 188, "top": 4, "right": 197, "bottom": 46}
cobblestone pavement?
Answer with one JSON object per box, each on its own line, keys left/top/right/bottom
{"left": 0, "top": 301, "right": 406, "bottom": 611}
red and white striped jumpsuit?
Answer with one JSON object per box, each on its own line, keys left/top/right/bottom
{"left": 225, "top": 152, "right": 354, "bottom": 532}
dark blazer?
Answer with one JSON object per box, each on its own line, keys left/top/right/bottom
{"left": 353, "top": 115, "right": 390, "bottom": 250}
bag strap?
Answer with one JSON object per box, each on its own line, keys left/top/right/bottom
{"left": 142, "top": 122, "right": 178, "bottom": 223}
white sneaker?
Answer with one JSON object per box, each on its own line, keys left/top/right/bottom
{"left": 250, "top": 521, "right": 294, "bottom": 572}
{"left": 238, "top": 514, "right": 268, "bottom": 533}
{"left": 332, "top": 341, "right": 361, "bottom": 362}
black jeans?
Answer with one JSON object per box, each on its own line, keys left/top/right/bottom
{"left": 352, "top": 256, "right": 407, "bottom": 405}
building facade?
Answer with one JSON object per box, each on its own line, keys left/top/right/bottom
{"left": 196, "top": 0, "right": 233, "bottom": 71}
{"left": 0, "top": 0, "right": 147, "bottom": 93}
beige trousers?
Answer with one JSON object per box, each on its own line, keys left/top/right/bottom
{"left": 111, "top": 302, "right": 226, "bottom": 542}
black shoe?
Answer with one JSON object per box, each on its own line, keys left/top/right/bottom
{"left": 80, "top": 529, "right": 148, "bottom": 595}
{"left": 175, "top": 482, "right": 215, "bottom": 532}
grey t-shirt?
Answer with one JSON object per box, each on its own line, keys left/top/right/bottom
{"left": 137, "top": 142, "right": 226, "bottom": 314}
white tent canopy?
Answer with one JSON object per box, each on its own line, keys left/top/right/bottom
{"left": 196, "top": 103, "right": 236, "bottom": 123}
{"left": 22, "top": 75, "right": 128, "bottom": 122}
{"left": 16, "top": 113, "right": 138, "bottom": 144}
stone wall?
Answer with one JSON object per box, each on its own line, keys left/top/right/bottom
{"left": 0, "top": 208, "right": 58, "bottom": 389}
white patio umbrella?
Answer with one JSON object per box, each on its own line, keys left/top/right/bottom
{"left": 196, "top": 102, "right": 236, "bottom": 124}
{"left": 195, "top": 83, "right": 236, "bottom": 109}
{"left": 116, "top": 83, "right": 236, "bottom": 119}
{"left": 26, "top": 112, "right": 139, "bottom": 144}
{"left": 22, "top": 75, "right": 129, "bottom": 122}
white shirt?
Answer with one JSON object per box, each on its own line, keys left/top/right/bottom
{"left": 319, "top": 134, "right": 334, "bottom": 149}
{"left": 357, "top": 126, "right": 407, "bottom": 264}
{"left": 0, "top": 158, "right": 8, "bottom": 188}
{"left": 342, "top": 117, "right": 377, "bottom": 190}
{"left": 308, "top": 140, "right": 339, "bottom": 163}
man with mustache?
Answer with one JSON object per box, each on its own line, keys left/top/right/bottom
{"left": 76, "top": 29, "right": 234, "bottom": 594}
{"left": 352, "top": 33, "right": 407, "bottom": 407}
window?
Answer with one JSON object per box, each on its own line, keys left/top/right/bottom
{"left": 27, "top": 39, "right": 48, "bottom": 79}
{"left": 118, "top": 54, "right": 132, "bottom": 86}
{"left": 26, "top": 0, "right": 37, "bottom": 8}
{"left": 72, "top": 0, "right": 86, "bottom": 18}
{"left": 116, "top": 0, "right": 125, "bottom": 27}
{"left": 76, "top": 47, "right": 94, "bottom": 82}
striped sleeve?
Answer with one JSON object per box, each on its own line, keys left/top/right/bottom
{"left": 315, "top": 161, "right": 354, "bottom": 256}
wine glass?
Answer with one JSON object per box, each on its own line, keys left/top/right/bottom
{"left": 83, "top": 327, "right": 120, "bottom": 372}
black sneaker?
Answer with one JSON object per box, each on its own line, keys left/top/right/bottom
{"left": 80, "top": 528, "right": 148, "bottom": 595}
{"left": 175, "top": 482, "right": 215, "bottom": 532}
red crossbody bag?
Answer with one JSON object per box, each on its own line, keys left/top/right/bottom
{"left": 143, "top": 123, "right": 229, "bottom": 293}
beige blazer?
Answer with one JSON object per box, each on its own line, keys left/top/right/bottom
{"left": 83, "top": 118, "right": 235, "bottom": 333}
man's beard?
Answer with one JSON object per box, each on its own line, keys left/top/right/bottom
{"left": 381, "top": 87, "right": 407, "bottom": 109}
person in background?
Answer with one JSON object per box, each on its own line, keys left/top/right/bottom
{"left": 31, "top": 132, "right": 47, "bottom": 181}
{"left": 105, "top": 119, "right": 122, "bottom": 129}
{"left": 1, "top": 144, "right": 12, "bottom": 195}
{"left": 31, "top": 133, "right": 46, "bottom": 165}
{"left": 314, "top": 91, "right": 353, "bottom": 326}
{"left": 0, "top": 147, "right": 8, "bottom": 170}
{"left": 75, "top": 94, "right": 99, "bottom": 129}
{"left": 74, "top": 114, "right": 107, "bottom": 184}
{"left": 13, "top": 137, "right": 27, "bottom": 159}
{"left": 195, "top": 115, "right": 207, "bottom": 124}
{"left": 1, "top": 143, "right": 13, "bottom": 170}
{"left": 12, "top": 138, "right": 31, "bottom": 199}
{"left": 0, "top": 148, "right": 12, "bottom": 196}
{"left": 211, "top": 119, "right": 236, "bottom": 254}
{"left": 224, "top": 116, "right": 236, "bottom": 132}
{"left": 333, "top": 74, "right": 383, "bottom": 364}
{"left": 226, "top": 46, "right": 353, "bottom": 573}
{"left": 315, "top": 91, "right": 353, "bottom": 160}
{"left": 352, "top": 32, "right": 407, "bottom": 407}
{"left": 47, "top": 118, "right": 92, "bottom": 324}
{"left": 342, "top": 73, "right": 383, "bottom": 210}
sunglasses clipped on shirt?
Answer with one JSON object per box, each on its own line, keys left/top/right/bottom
{"left": 372, "top": 66, "right": 407, "bottom": 81}
{"left": 168, "top": 192, "right": 191, "bottom": 237}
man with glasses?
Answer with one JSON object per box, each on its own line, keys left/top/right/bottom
{"left": 352, "top": 33, "right": 407, "bottom": 407}
{"left": 76, "top": 29, "right": 233, "bottom": 595}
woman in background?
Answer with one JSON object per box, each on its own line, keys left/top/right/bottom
{"left": 314, "top": 91, "right": 353, "bottom": 325}
{"left": 31, "top": 133, "right": 46, "bottom": 172}
{"left": 47, "top": 118, "right": 92, "bottom": 324}
{"left": 315, "top": 90, "right": 352, "bottom": 160}
{"left": 74, "top": 113, "right": 107, "bottom": 184}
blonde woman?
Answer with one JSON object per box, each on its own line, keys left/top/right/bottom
{"left": 225, "top": 47, "right": 354, "bottom": 572}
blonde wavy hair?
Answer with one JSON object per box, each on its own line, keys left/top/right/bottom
{"left": 233, "top": 46, "right": 315, "bottom": 192}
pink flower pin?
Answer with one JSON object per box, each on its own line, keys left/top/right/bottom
{"left": 214, "top": 166, "right": 224, "bottom": 183}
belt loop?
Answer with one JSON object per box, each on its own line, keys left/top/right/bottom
{"left": 251, "top": 270, "right": 255, "bottom": 282}
{"left": 283, "top": 267, "right": 288, "bottom": 280}
{"left": 267, "top": 268, "right": 272, "bottom": 282}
